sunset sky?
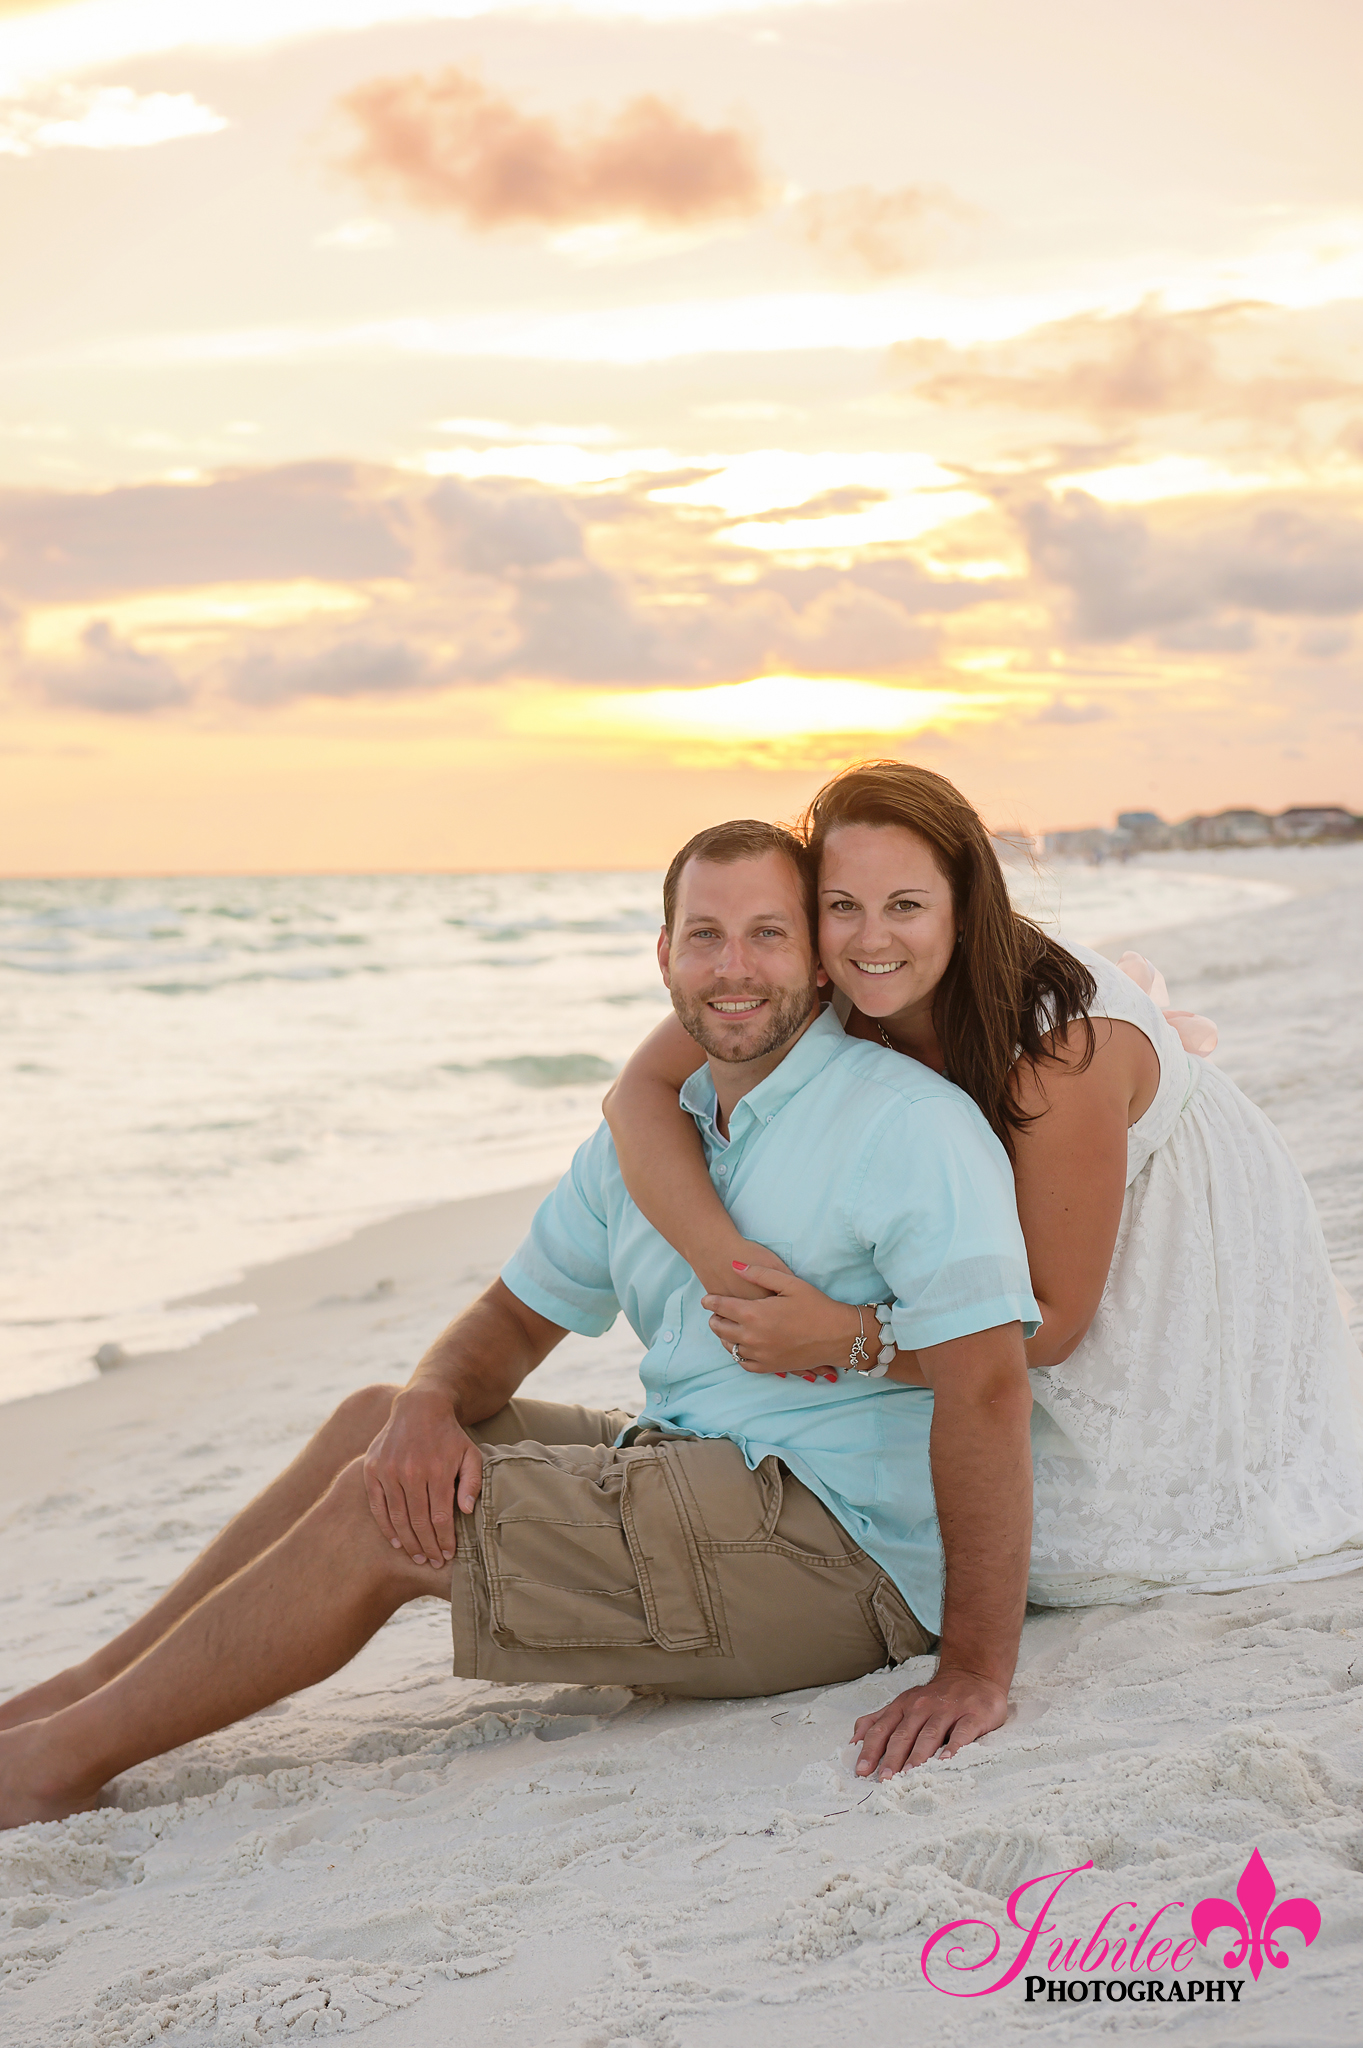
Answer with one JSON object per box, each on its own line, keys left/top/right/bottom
{"left": 2, "top": 0, "right": 1361, "bottom": 872}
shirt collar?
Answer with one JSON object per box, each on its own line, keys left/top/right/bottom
{"left": 678, "top": 1005, "right": 847, "bottom": 1145}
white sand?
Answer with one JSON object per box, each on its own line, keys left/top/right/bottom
{"left": 4, "top": 847, "right": 1363, "bottom": 2045}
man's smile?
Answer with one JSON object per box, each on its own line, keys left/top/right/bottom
{"left": 708, "top": 997, "right": 768, "bottom": 1014}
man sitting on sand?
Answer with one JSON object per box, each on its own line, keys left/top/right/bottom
{"left": 0, "top": 820, "right": 1038, "bottom": 1829}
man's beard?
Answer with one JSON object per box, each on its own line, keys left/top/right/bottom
{"left": 673, "top": 976, "right": 817, "bottom": 1064}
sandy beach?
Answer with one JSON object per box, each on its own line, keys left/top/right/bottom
{"left": 4, "top": 846, "right": 1363, "bottom": 2046}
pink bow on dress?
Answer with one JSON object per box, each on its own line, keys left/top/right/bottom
{"left": 1116, "top": 952, "right": 1219, "bottom": 1055}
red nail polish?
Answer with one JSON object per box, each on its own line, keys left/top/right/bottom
{"left": 732, "top": 1260, "right": 748, "bottom": 1271}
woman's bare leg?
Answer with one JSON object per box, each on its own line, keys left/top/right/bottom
{"left": 0, "top": 1383, "right": 401, "bottom": 1731}
{"left": 0, "top": 1457, "right": 441, "bottom": 1830}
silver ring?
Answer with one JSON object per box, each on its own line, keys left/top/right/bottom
{"left": 730, "top": 1342, "right": 743, "bottom": 1363}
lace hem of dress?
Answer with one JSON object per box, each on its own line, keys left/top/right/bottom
{"left": 1029, "top": 1542, "right": 1363, "bottom": 1609}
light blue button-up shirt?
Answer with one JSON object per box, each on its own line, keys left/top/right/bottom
{"left": 501, "top": 1008, "right": 1039, "bottom": 1632}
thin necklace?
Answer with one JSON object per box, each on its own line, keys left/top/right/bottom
{"left": 877, "top": 1019, "right": 949, "bottom": 1081}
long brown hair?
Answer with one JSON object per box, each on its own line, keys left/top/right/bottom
{"left": 802, "top": 759, "right": 1095, "bottom": 1150}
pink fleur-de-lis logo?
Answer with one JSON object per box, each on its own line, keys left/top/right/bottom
{"left": 1191, "top": 1849, "right": 1321, "bottom": 1981}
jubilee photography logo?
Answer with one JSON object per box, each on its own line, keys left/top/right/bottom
{"left": 920, "top": 1848, "right": 1321, "bottom": 2004}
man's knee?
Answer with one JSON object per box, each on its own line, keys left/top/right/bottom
{"left": 328, "top": 1383, "right": 401, "bottom": 1452}
{"left": 315, "top": 1458, "right": 451, "bottom": 1598}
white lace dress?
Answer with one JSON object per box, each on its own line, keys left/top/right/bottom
{"left": 1026, "top": 944, "right": 1363, "bottom": 1606}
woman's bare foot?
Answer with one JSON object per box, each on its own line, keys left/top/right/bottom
{"left": 0, "top": 1668, "right": 96, "bottom": 1734}
{"left": 0, "top": 1722, "right": 103, "bottom": 1830}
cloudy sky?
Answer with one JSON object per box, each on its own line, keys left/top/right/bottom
{"left": 2, "top": 0, "right": 1361, "bottom": 872}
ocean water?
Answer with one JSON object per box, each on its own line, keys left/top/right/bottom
{"left": 0, "top": 859, "right": 1291, "bottom": 1406}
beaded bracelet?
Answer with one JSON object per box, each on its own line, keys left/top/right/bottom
{"left": 849, "top": 1301, "right": 896, "bottom": 1377}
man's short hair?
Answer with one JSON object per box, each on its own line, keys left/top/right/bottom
{"left": 662, "top": 819, "right": 815, "bottom": 938}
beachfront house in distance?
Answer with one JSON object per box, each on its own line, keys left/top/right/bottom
{"left": 1044, "top": 805, "right": 1362, "bottom": 860}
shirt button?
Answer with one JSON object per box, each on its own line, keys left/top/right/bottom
{"left": 765, "top": 1114, "right": 773, "bottom": 1123}
{"left": 661, "top": 1329, "right": 674, "bottom": 1343}
{"left": 717, "top": 1163, "right": 727, "bottom": 1176}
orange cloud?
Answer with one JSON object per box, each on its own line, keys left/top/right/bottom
{"left": 895, "top": 301, "right": 1349, "bottom": 424}
{"left": 337, "top": 67, "right": 766, "bottom": 232}
{"left": 797, "top": 184, "right": 967, "bottom": 277}
{"left": 898, "top": 304, "right": 1232, "bottom": 418}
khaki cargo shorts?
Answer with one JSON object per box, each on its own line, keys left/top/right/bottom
{"left": 451, "top": 1396, "right": 935, "bottom": 1697}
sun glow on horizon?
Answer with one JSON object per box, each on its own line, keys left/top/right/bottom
{"left": 540, "top": 674, "right": 1004, "bottom": 749}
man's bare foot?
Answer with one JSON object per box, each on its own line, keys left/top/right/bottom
{"left": 0, "top": 1723, "right": 103, "bottom": 1831}
{"left": 0, "top": 1669, "right": 94, "bottom": 1733}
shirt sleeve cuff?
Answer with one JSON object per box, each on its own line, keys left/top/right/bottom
{"left": 499, "top": 1255, "right": 620, "bottom": 1339}
{"left": 892, "top": 1297, "right": 1042, "bottom": 1351}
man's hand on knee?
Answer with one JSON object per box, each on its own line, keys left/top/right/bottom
{"left": 362, "top": 1388, "right": 483, "bottom": 1568}
{"left": 851, "top": 1666, "right": 1008, "bottom": 1776}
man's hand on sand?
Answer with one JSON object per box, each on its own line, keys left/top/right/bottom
{"left": 362, "top": 1387, "right": 482, "bottom": 1567}
{"left": 851, "top": 1670, "right": 1008, "bottom": 1775}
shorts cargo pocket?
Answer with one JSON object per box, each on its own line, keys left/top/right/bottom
{"left": 620, "top": 1452, "right": 722, "bottom": 1653}
{"left": 479, "top": 1448, "right": 655, "bottom": 1651}
{"left": 869, "top": 1575, "right": 935, "bottom": 1665}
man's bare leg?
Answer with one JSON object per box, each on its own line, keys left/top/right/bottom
{"left": 0, "top": 1455, "right": 445, "bottom": 1830}
{"left": 0, "top": 1384, "right": 402, "bottom": 1732}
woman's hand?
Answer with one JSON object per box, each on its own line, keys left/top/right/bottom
{"left": 703, "top": 1263, "right": 864, "bottom": 1383}
{"left": 722, "top": 1240, "right": 798, "bottom": 1302}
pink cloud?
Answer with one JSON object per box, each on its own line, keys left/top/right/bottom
{"left": 337, "top": 67, "right": 767, "bottom": 232}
